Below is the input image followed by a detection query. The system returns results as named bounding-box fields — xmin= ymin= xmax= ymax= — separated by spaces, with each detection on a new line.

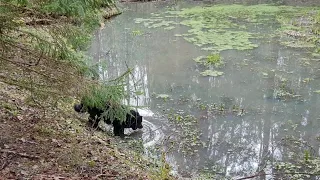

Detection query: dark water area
xmin=89 ymin=0 xmax=320 ymax=179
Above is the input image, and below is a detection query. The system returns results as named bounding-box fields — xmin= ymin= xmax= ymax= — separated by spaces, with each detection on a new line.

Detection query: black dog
xmin=74 ymin=104 xmax=143 ymax=137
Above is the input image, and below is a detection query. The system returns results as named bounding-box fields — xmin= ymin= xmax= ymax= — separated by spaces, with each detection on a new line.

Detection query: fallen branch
xmin=0 ymin=149 xmax=40 ymax=159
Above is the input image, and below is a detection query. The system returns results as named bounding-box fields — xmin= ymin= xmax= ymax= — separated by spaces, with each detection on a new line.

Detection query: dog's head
xmin=129 ymin=110 xmax=143 ymax=130
xmin=74 ymin=104 xmax=85 ymax=113
xmin=136 ymin=114 xmax=143 ymax=129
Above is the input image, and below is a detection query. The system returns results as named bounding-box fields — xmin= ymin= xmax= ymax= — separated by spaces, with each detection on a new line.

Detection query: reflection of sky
xmin=127 ymin=65 xmax=150 ymax=107
xmin=88 ymin=1 xmax=320 ymax=178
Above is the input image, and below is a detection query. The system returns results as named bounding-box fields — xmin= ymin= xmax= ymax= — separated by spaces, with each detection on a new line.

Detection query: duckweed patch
xmin=134 ymin=4 xmax=318 ymax=53
xmin=273 ymin=136 xmax=320 ymax=180
xmin=277 ymin=10 xmax=320 ymax=49
xmin=151 ymin=94 xmax=247 ymax=156
xmin=167 ymin=113 xmax=203 ymax=155
xmin=264 ymin=75 xmax=303 ymax=101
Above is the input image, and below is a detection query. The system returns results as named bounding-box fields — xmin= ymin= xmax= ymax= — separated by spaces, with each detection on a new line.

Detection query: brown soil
xmin=0 ymin=82 xmax=153 ymax=179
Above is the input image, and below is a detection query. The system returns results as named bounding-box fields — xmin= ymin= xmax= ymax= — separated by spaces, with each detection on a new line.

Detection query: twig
xmin=93 ymin=174 xmax=117 ymax=179
xmin=107 ymin=68 xmax=132 ymax=83
xmin=0 ymin=149 xmax=40 ymax=159
xmin=236 ymin=172 xmax=266 ymax=180
xmin=160 ymin=133 xmax=175 ymax=146
xmin=0 ymin=155 xmax=14 ymax=170
xmin=236 ymin=172 xmax=320 ymax=180
xmin=1 ymin=161 xmax=9 ymax=170
xmin=149 ymin=125 xmax=163 ymax=134
xmin=124 ymin=61 xmax=140 ymax=111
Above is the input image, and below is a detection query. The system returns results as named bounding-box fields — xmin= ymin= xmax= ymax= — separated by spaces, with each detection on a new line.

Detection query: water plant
xmin=207 ymin=53 xmax=221 ymax=64
xmin=167 ymin=112 xmax=203 ymax=155
xmin=273 ymin=136 xmax=320 ymax=180
xmin=194 ymin=53 xmax=224 ymax=68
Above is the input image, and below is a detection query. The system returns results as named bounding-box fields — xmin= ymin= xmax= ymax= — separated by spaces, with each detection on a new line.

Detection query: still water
xmin=89 ymin=1 xmax=320 ymax=179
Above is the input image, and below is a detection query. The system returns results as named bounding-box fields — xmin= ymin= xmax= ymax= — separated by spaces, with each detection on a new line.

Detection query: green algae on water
xmin=134 ymin=4 xmax=318 ymax=52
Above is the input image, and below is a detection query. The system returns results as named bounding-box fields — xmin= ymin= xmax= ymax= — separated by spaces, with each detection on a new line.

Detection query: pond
xmin=89 ymin=1 xmax=320 ymax=179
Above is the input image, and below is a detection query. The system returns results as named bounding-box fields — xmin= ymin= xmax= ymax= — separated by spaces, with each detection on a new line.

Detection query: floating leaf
xmin=131 ymin=30 xmax=143 ymax=36
xmin=156 ymin=94 xmax=170 ymax=99
xmin=193 ymin=56 xmax=206 ymax=63
xmin=200 ymin=70 xmax=224 ymax=77
xmin=312 ymin=53 xmax=320 ymax=58
xmin=164 ymin=26 xmax=175 ymax=30
xmin=302 ymin=78 xmax=312 ymax=83
xmin=134 ymin=91 xmax=144 ymax=95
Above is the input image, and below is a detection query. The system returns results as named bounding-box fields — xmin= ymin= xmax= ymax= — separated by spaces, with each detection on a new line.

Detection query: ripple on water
xmin=141 ymin=119 xmax=164 ymax=148
xmin=125 ymin=109 xmax=166 ymax=148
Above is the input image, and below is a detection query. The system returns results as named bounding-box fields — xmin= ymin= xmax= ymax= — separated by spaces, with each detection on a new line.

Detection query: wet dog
xmin=74 ymin=103 xmax=143 ymax=137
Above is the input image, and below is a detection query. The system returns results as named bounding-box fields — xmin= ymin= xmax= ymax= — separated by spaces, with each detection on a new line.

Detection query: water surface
xmin=89 ymin=1 xmax=320 ymax=178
